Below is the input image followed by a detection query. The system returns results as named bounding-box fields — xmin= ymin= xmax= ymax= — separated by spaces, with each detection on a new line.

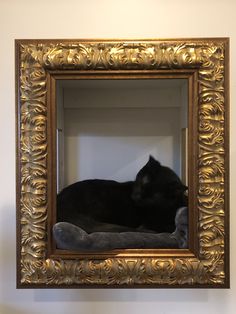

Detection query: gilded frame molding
xmin=16 ymin=38 xmax=229 ymax=288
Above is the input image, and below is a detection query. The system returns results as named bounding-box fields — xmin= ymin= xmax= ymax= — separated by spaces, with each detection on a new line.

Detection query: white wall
xmin=0 ymin=0 xmax=235 ymax=313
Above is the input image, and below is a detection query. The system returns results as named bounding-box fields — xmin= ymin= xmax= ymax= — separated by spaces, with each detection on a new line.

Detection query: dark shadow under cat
xmin=54 ymin=156 xmax=188 ymax=250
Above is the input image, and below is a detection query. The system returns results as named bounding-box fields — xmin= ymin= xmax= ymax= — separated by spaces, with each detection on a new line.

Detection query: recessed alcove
xmin=56 ymin=79 xmax=188 ymax=192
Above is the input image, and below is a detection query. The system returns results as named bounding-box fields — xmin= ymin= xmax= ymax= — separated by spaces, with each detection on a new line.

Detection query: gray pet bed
xmin=53 ymin=207 xmax=188 ymax=251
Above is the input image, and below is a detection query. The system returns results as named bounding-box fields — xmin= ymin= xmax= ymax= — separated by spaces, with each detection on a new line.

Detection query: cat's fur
xmin=57 ymin=156 xmax=187 ymax=234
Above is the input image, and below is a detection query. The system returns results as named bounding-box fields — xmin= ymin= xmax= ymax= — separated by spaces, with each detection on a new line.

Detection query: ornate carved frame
xmin=16 ymin=38 xmax=229 ymax=288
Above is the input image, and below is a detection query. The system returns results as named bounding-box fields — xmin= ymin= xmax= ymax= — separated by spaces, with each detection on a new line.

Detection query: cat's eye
xmin=142 ymin=176 xmax=150 ymax=185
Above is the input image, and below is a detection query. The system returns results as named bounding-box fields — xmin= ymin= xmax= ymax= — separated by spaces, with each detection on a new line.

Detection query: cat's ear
xmin=149 ymin=155 xmax=161 ymax=166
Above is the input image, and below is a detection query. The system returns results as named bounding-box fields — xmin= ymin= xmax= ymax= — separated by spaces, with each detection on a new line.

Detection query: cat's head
xmin=132 ymin=156 xmax=187 ymax=208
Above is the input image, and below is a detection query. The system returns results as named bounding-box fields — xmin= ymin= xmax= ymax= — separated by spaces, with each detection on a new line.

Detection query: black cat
xmin=57 ymin=156 xmax=187 ymax=234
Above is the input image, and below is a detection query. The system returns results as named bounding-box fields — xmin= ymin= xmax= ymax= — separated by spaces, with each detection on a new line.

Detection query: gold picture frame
xmin=16 ymin=38 xmax=229 ymax=288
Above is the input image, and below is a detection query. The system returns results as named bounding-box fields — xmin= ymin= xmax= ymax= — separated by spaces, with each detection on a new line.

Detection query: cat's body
xmin=57 ymin=180 xmax=140 ymax=233
xmin=57 ymin=156 xmax=187 ymax=234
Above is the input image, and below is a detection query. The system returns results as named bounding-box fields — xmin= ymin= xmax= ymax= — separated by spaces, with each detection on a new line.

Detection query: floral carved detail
xmin=16 ymin=39 xmax=228 ymax=287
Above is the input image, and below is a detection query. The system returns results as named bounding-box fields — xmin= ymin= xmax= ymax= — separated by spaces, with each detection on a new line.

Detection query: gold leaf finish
xmin=16 ymin=39 xmax=229 ymax=288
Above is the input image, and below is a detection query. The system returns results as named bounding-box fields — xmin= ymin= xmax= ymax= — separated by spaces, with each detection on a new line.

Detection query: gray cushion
xmin=53 ymin=206 xmax=188 ymax=251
